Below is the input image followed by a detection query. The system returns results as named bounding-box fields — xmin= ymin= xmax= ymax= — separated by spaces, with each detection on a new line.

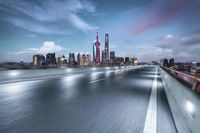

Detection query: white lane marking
xmin=143 ymin=68 xmax=158 ymax=133
xmin=89 ymin=78 xmax=106 ymax=84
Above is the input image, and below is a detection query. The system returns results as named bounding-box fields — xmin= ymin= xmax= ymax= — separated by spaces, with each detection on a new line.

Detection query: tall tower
xmin=105 ymin=33 xmax=109 ymax=65
xmin=95 ymin=32 xmax=100 ymax=65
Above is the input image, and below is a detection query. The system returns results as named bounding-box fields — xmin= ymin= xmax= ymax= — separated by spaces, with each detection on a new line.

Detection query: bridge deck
xmin=0 ymin=66 xmax=176 ymax=133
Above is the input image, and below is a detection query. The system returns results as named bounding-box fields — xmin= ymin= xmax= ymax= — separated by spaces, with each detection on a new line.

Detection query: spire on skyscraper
xmin=96 ymin=31 xmax=99 ymax=42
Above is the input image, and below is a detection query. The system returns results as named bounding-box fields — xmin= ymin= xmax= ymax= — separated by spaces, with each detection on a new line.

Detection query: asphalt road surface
xmin=0 ymin=66 xmax=177 ymax=133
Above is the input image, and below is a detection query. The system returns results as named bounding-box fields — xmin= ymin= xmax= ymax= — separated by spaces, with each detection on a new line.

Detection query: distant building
xmin=191 ymin=62 xmax=197 ymax=72
xmin=57 ymin=55 xmax=67 ymax=67
xmin=101 ymin=33 xmax=110 ymax=66
xmin=163 ymin=59 xmax=168 ymax=67
xmin=46 ymin=53 xmax=56 ymax=65
xmin=160 ymin=59 xmax=164 ymax=66
xmin=116 ymin=57 xmax=124 ymax=66
xmin=105 ymin=33 xmax=109 ymax=65
xmin=77 ymin=53 xmax=81 ymax=65
xmin=130 ymin=57 xmax=138 ymax=65
xmin=110 ymin=51 xmax=115 ymax=66
xmin=102 ymin=50 xmax=106 ymax=65
xmin=92 ymin=43 xmax=96 ymax=63
xmin=33 ymin=54 xmax=45 ymax=66
xmin=125 ymin=57 xmax=130 ymax=64
xmin=80 ymin=54 xmax=91 ymax=66
xmin=68 ymin=53 xmax=76 ymax=67
xmin=150 ymin=60 xmax=157 ymax=65
xmin=169 ymin=58 xmax=175 ymax=67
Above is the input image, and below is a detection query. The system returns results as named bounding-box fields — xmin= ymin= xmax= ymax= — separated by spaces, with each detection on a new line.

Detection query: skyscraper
xmin=163 ymin=59 xmax=168 ymax=67
xmin=95 ymin=32 xmax=100 ymax=65
xmin=80 ymin=54 xmax=91 ymax=66
xmin=105 ymin=33 xmax=109 ymax=65
xmin=110 ymin=51 xmax=115 ymax=66
xmin=102 ymin=50 xmax=106 ymax=65
xmin=169 ymin=58 xmax=175 ymax=67
xmin=77 ymin=53 xmax=80 ymax=65
xmin=125 ymin=57 xmax=130 ymax=64
xmin=68 ymin=53 xmax=76 ymax=67
xmin=33 ymin=54 xmax=45 ymax=66
xmin=57 ymin=55 xmax=67 ymax=67
xmin=46 ymin=53 xmax=56 ymax=65
xmin=93 ymin=42 xmax=96 ymax=63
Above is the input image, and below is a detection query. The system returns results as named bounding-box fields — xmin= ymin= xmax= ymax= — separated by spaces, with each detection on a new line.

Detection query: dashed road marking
xmin=89 ymin=78 xmax=106 ymax=84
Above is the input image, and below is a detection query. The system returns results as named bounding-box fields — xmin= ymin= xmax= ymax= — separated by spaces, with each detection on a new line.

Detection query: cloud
xmin=132 ymin=0 xmax=191 ymax=35
xmin=68 ymin=14 xmax=97 ymax=32
xmin=0 ymin=0 xmax=97 ymax=33
xmin=166 ymin=34 xmax=173 ymax=39
xmin=110 ymin=28 xmax=200 ymax=62
xmin=0 ymin=41 xmax=67 ymax=62
xmin=8 ymin=17 xmax=69 ymax=35
xmin=155 ymin=30 xmax=200 ymax=61
xmin=16 ymin=41 xmax=64 ymax=55
xmin=158 ymin=30 xmax=200 ymax=47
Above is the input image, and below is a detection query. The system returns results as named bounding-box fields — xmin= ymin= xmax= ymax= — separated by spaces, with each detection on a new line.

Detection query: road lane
xmin=0 ymin=66 xmax=176 ymax=133
xmin=143 ymin=68 xmax=158 ymax=133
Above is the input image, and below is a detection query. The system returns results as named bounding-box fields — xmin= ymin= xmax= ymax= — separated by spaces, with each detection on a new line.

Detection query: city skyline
xmin=0 ymin=0 xmax=200 ymax=62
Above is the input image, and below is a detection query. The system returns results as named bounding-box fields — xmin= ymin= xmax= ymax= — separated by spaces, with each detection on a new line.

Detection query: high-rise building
xmin=95 ymin=32 xmax=100 ymax=65
xmin=80 ymin=54 xmax=86 ymax=66
xmin=160 ymin=59 xmax=164 ymax=66
xmin=77 ymin=53 xmax=81 ymax=65
xmin=125 ymin=57 xmax=130 ymax=64
xmin=80 ymin=54 xmax=91 ymax=66
xmin=130 ymin=57 xmax=138 ymax=65
xmin=57 ymin=55 xmax=67 ymax=67
xmin=86 ymin=54 xmax=91 ymax=65
xmin=68 ymin=53 xmax=76 ymax=67
xmin=110 ymin=51 xmax=115 ymax=66
xmin=93 ymin=42 xmax=96 ymax=63
xmin=163 ymin=59 xmax=168 ymax=67
xmin=116 ymin=57 xmax=124 ymax=66
xmin=33 ymin=54 xmax=45 ymax=66
xmin=105 ymin=33 xmax=109 ymax=65
xmin=102 ymin=50 xmax=106 ymax=65
xmin=191 ymin=62 xmax=197 ymax=72
xmin=46 ymin=53 xmax=56 ymax=65
xmin=169 ymin=58 xmax=175 ymax=67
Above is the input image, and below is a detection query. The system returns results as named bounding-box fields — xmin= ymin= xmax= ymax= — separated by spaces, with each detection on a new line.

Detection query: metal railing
xmin=161 ymin=66 xmax=200 ymax=94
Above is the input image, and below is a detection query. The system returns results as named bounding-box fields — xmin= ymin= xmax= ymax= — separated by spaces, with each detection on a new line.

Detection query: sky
xmin=0 ymin=0 xmax=200 ymax=62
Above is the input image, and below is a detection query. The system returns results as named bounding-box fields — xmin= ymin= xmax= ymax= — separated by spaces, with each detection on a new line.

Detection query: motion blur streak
xmin=0 ymin=66 xmax=176 ymax=133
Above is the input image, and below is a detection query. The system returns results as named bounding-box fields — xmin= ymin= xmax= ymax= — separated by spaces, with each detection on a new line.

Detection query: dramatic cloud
xmin=68 ymin=14 xmax=97 ymax=32
xmin=132 ymin=0 xmax=191 ymax=35
xmin=7 ymin=18 xmax=68 ymax=35
xmin=0 ymin=0 xmax=97 ymax=33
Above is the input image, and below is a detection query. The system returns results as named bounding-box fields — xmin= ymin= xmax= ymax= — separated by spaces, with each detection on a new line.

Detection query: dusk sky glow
xmin=0 ymin=0 xmax=200 ymax=62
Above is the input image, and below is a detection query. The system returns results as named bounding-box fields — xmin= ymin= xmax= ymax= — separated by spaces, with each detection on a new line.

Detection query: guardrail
xmin=161 ymin=66 xmax=200 ymax=94
xmin=160 ymin=66 xmax=200 ymax=133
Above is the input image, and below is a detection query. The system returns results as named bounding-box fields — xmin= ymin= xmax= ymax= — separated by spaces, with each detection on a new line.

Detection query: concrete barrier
xmin=160 ymin=67 xmax=200 ymax=133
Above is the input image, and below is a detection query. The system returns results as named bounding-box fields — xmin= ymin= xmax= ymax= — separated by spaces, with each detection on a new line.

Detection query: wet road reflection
xmin=0 ymin=66 xmax=176 ymax=133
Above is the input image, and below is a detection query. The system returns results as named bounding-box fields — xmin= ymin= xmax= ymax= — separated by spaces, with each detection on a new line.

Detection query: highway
xmin=0 ymin=66 xmax=177 ymax=133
